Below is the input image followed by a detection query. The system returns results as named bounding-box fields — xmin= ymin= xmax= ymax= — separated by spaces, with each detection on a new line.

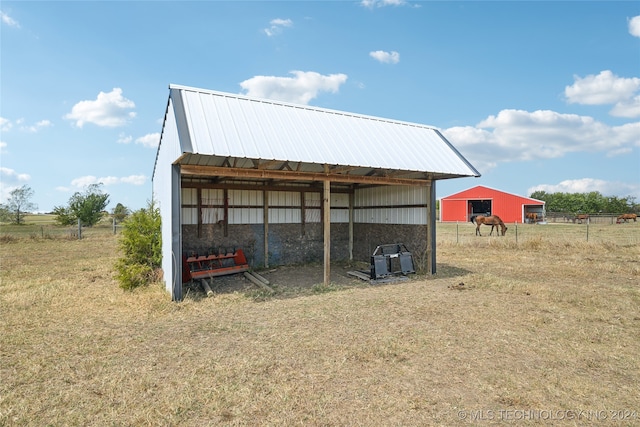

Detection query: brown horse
xmin=574 ymin=214 xmax=589 ymax=224
xmin=473 ymin=215 xmax=507 ymax=236
xmin=525 ymin=212 xmax=538 ymax=224
xmin=617 ymin=213 xmax=637 ymax=223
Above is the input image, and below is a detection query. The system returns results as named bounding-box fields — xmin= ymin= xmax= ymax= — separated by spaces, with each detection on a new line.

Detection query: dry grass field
xmin=1 ymin=222 xmax=639 ymax=426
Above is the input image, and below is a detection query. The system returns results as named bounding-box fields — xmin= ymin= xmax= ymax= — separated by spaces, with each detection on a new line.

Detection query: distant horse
xmin=526 ymin=212 xmax=538 ymax=224
xmin=617 ymin=213 xmax=637 ymax=223
xmin=574 ymin=214 xmax=589 ymax=224
xmin=473 ymin=215 xmax=507 ymax=236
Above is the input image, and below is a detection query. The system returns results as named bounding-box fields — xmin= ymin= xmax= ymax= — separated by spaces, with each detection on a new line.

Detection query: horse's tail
xmin=470 ymin=215 xmax=477 ymax=224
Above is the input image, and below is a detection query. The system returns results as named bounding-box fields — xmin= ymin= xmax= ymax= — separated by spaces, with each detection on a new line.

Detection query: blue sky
xmin=1 ymin=1 xmax=639 ymax=213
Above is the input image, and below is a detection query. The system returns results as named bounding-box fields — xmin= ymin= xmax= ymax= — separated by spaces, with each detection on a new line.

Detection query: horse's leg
xmin=476 ymin=223 xmax=481 ymax=236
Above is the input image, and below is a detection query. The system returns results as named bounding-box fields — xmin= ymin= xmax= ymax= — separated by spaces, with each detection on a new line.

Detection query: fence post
xmin=113 ymin=217 xmax=117 ymax=235
xmin=586 ymin=221 xmax=589 ymax=242
xmin=77 ymin=218 xmax=82 ymax=240
xmin=456 ymin=221 xmax=459 ymax=244
xmin=515 ymin=222 xmax=518 ymax=244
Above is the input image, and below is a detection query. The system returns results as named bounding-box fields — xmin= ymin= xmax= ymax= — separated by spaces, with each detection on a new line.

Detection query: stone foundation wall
xmin=352 ymin=224 xmax=428 ymax=269
xmin=183 ymin=223 xmax=428 ymax=269
xmin=183 ymin=223 xmax=351 ymax=268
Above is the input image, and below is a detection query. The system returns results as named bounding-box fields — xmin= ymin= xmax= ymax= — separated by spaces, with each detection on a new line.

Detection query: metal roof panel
xmin=168 ymin=84 xmax=480 ymax=177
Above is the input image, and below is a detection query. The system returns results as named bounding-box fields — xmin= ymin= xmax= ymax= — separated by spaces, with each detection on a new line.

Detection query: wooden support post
xmin=300 ymin=191 xmax=306 ymax=236
xmin=223 ymin=188 xmax=229 ymax=237
xmin=264 ymin=189 xmax=269 ymax=268
xmin=323 ymin=179 xmax=331 ymax=286
xmin=348 ymin=190 xmax=354 ymax=261
xmin=426 ymin=181 xmax=436 ymax=274
xmin=197 ymin=187 xmax=202 ymax=238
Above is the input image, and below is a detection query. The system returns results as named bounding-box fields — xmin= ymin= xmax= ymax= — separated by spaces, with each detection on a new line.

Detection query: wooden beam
xmin=223 ymin=188 xmax=228 ymax=237
xmin=280 ymin=161 xmax=293 ymax=171
xmin=348 ymin=191 xmax=354 ymax=261
xmin=257 ymin=160 xmax=281 ymax=170
xmin=426 ymin=180 xmax=436 ymax=274
xmin=180 ymin=164 xmax=429 ymax=187
xmin=323 ymin=180 xmax=331 ymax=286
xmin=181 ymin=181 xmax=353 ymax=194
xmin=197 ymin=187 xmax=202 ymax=238
xmin=330 ymin=165 xmax=360 ymax=174
xmin=300 ymin=191 xmax=306 ymax=236
xmin=264 ymin=188 xmax=269 ymax=268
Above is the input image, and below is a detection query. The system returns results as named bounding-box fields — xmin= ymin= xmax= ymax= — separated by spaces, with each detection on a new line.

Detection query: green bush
xmin=115 ymin=202 xmax=161 ymax=290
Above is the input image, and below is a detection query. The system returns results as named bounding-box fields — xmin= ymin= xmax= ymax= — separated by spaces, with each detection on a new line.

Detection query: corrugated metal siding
xmin=305 ymin=192 xmax=321 ymax=223
xmin=171 ymin=85 xmax=479 ymax=177
xmin=181 ymin=187 xmax=197 ymax=225
xmin=354 ymin=186 xmax=427 ymax=225
xmin=179 ymin=188 xmax=360 ymax=225
xmin=228 ymin=189 xmax=263 ymax=224
xmin=268 ymin=191 xmax=301 ymax=224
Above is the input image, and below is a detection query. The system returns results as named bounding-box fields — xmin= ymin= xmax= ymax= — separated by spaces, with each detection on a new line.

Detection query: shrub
xmin=115 ymin=202 xmax=161 ymax=290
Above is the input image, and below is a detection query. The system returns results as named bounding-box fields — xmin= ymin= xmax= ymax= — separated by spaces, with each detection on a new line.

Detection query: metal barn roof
xmin=441 ymin=185 xmax=544 ymax=204
xmin=155 ymin=84 xmax=480 ymax=181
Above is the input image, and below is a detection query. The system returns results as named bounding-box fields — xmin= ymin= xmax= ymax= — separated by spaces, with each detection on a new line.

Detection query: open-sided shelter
xmin=439 ymin=185 xmax=545 ymax=223
xmin=153 ymin=84 xmax=480 ymax=300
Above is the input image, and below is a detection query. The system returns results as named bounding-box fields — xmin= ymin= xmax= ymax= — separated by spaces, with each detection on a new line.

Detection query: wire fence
xmin=0 ymin=222 xmax=122 ymax=240
xmin=543 ymin=213 xmax=633 ymax=225
xmin=3 ymin=218 xmax=639 ymax=247
xmin=437 ymin=221 xmax=640 ymax=246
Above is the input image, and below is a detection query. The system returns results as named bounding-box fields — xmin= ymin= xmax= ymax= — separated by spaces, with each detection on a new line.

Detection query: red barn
xmin=440 ymin=185 xmax=545 ymax=224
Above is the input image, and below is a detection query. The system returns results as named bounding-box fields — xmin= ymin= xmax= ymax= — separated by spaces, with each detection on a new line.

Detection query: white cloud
xmin=565 ymin=70 xmax=640 ymax=117
xmin=1 ymin=167 xmax=30 ymax=182
xmin=0 ymin=167 xmax=31 ymax=203
xmin=135 ymin=132 xmax=160 ymax=148
xmin=264 ymin=18 xmax=293 ymax=37
xmin=239 ymin=70 xmax=348 ymax=105
xmin=0 ymin=11 xmax=20 ymax=28
xmin=0 ymin=141 xmax=6 ymax=154
xmin=369 ymin=50 xmax=400 ymax=64
xmin=528 ymin=178 xmax=640 ymax=200
xmin=64 ymin=88 xmax=136 ymax=128
xmin=361 ymin=0 xmax=406 ymax=8
xmin=609 ymin=94 xmax=640 ymax=118
xmin=21 ymin=119 xmax=52 ymax=133
xmin=70 ymin=174 xmax=147 ymax=189
xmin=0 ymin=117 xmax=52 ymax=132
xmin=120 ymin=175 xmax=146 ymax=185
xmin=117 ymin=133 xmax=133 ymax=144
xmin=0 ymin=117 xmax=13 ymax=132
xmin=442 ymin=109 xmax=640 ymax=172
xmin=629 ymin=15 xmax=640 ymax=37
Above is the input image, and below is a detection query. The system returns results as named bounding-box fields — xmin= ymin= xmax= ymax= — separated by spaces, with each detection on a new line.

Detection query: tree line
xmin=0 ymin=184 xmax=130 ymax=225
xmin=529 ymin=191 xmax=639 ymax=214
